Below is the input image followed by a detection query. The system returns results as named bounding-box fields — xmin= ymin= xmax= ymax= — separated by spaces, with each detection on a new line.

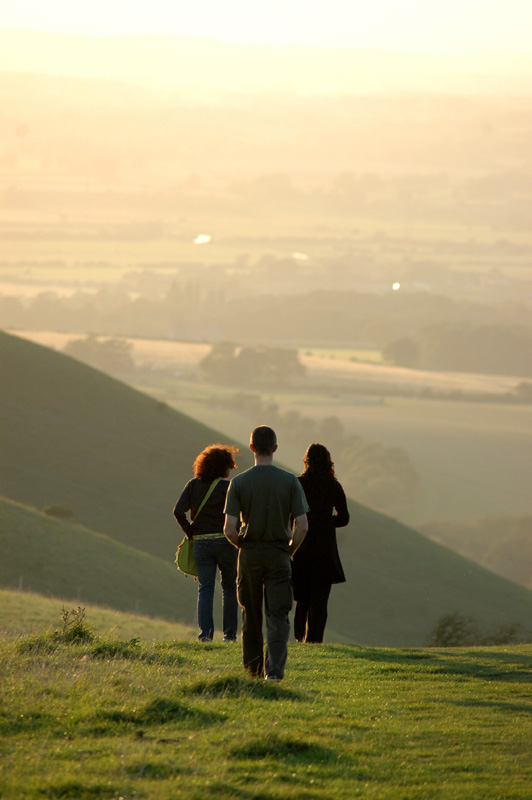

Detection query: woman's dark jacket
xmin=173 ymin=478 xmax=229 ymax=538
xmin=291 ymin=474 xmax=350 ymax=595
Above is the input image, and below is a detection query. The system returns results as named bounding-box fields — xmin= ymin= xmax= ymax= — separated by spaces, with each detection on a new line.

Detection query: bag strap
xmin=193 ymin=477 xmax=222 ymax=521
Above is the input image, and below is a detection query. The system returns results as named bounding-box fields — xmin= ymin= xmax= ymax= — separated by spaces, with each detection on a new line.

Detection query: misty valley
xmin=2 ymin=57 xmax=532 ymax=641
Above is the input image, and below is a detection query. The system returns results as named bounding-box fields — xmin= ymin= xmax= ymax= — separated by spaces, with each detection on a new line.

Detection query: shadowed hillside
xmin=0 ymin=497 xmax=197 ymax=626
xmin=330 ymin=502 xmax=532 ymax=646
xmin=0 ymin=329 xmax=254 ymax=560
xmin=3 ymin=329 xmax=532 ymax=646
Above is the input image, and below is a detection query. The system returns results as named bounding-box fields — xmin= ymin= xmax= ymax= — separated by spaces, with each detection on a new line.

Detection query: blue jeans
xmin=193 ymin=537 xmax=238 ymax=641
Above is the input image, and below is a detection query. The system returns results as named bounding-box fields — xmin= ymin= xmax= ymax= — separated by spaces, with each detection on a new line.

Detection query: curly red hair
xmin=193 ymin=444 xmax=239 ymax=482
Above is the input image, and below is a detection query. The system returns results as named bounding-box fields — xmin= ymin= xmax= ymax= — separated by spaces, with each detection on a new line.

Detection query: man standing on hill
xmin=224 ymin=426 xmax=309 ymax=681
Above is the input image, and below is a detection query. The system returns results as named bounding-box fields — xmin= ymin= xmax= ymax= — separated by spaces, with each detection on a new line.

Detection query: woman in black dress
xmin=292 ymin=443 xmax=349 ymax=643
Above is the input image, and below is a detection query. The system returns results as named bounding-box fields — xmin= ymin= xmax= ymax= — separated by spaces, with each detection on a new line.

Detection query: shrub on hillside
xmin=43 ymin=504 xmax=74 ymax=520
xmin=429 ymin=612 xmax=478 ymax=647
xmin=428 ymin=612 xmax=531 ymax=647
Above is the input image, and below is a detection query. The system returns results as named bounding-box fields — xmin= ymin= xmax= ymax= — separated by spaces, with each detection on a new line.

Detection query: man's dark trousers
xmin=237 ymin=542 xmax=293 ymax=679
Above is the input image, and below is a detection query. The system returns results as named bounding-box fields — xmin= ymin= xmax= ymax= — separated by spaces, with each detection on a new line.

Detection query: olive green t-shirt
xmin=224 ymin=464 xmax=309 ymax=544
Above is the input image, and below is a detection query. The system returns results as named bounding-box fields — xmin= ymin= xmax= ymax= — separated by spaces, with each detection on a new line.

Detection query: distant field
xmin=12 ymin=330 xmax=532 ymax=525
xmin=13 ymin=330 xmax=525 ymax=394
xmin=301 ymin=346 xmax=384 ymax=364
xmin=299 ymin=353 xmax=523 ymax=395
xmin=13 ymin=330 xmax=211 ymax=371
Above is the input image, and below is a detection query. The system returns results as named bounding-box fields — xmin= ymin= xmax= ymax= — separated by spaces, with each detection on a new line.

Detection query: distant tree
xmin=340 ymin=441 xmax=421 ymax=518
xmin=515 ymin=382 xmax=532 ymax=402
xmin=428 ymin=612 xmax=478 ymax=647
xmin=43 ymin=504 xmax=74 ymax=521
xmin=199 ymin=342 xmax=237 ymax=383
xmin=63 ymin=335 xmax=135 ymax=373
xmin=428 ymin=612 xmax=530 ymax=646
xmin=200 ymin=344 xmax=305 ymax=386
xmin=383 ymin=337 xmax=420 ymax=368
xmin=317 ymin=416 xmax=344 ymax=449
xmin=205 ymin=385 xmax=421 ymax=517
xmin=408 ymin=323 xmax=532 ymax=377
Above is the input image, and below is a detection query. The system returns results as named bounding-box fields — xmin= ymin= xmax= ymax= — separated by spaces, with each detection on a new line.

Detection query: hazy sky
xmin=2 ymin=0 xmax=532 ymax=53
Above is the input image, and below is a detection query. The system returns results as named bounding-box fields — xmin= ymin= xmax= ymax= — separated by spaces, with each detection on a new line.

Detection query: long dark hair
xmin=193 ymin=444 xmax=238 ymax=482
xmin=301 ymin=443 xmax=336 ymax=483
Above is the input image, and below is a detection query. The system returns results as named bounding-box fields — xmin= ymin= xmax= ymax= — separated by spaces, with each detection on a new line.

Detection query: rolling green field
xmin=0 ymin=497 xmax=199 ymax=629
xmin=1 ymin=603 xmax=532 ymax=800
xmin=4 ymin=330 xmax=532 ymax=647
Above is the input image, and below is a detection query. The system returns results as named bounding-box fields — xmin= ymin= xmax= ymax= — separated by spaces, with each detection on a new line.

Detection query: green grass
xmin=1 ymin=612 xmax=532 ymax=799
xmin=0 ymin=588 xmax=195 ymax=642
xmin=0 ymin=329 xmax=254 ymax=563
xmin=0 ymin=496 xmax=200 ymax=628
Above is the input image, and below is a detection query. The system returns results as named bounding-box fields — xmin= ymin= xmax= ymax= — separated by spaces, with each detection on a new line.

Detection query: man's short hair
xmin=251 ymin=425 xmax=277 ymax=455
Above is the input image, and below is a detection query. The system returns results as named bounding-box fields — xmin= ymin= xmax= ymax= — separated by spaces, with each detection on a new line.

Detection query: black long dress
xmin=291 ymin=474 xmax=350 ymax=642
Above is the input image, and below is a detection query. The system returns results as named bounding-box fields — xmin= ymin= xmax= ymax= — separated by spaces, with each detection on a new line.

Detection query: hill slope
xmin=0 ymin=497 xmax=198 ymax=626
xmin=3 ymin=329 xmax=532 ymax=646
xmin=0 ymin=329 xmax=254 ymax=560
xmin=0 ymin=587 xmax=195 ymax=640
xmin=330 ymin=502 xmax=532 ymax=646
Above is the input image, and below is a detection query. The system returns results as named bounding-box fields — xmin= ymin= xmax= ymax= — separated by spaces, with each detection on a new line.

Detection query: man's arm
xmin=290 ymin=514 xmax=308 ymax=556
xmin=224 ymin=514 xmax=240 ymax=548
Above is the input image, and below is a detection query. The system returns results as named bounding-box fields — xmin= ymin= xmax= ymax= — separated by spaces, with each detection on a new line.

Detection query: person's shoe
xmin=265 ymin=676 xmax=282 ymax=683
xmin=223 ymin=636 xmax=237 ymax=642
xmin=198 ymin=637 xmax=212 ymax=642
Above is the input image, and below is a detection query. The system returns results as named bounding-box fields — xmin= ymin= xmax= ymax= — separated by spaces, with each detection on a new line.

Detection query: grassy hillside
xmin=0 ymin=496 xmax=201 ymax=628
xmin=2 ymin=613 xmax=532 ymax=800
xmin=0 ymin=587 xmax=195 ymax=640
xmin=3 ymin=329 xmax=532 ymax=646
xmin=0 ymin=329 xmax=254 ymax=560
xmin=329 ymin=501 xmax=532 ymax=646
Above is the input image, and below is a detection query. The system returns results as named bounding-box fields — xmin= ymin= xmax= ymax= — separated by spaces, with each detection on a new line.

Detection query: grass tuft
xmin=139 ymin=697 xmax=198 ymax=724
xmin=230 ymin=734 xmax=337 ymax=764
xmin=35 ymin=781 xmax=117 ymax=799
xmin=91 ymin=637 xmax=141 ymax=660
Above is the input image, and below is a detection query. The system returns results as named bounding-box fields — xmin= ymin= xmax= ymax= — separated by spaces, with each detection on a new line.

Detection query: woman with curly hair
xmin=292 ymin=443 xmax=350 ymax=643
xmin=173 ymin=444 xmax=239 ymax=642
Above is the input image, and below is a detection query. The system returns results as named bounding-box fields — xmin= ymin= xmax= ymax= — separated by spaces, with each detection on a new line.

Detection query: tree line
xmin=384 ymin=322 xmax=532 ymax=378
xmin=208 ymin=391 xmax=421 ymax=519
xmin=2 ymin=282 xmax=531 ymax=374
